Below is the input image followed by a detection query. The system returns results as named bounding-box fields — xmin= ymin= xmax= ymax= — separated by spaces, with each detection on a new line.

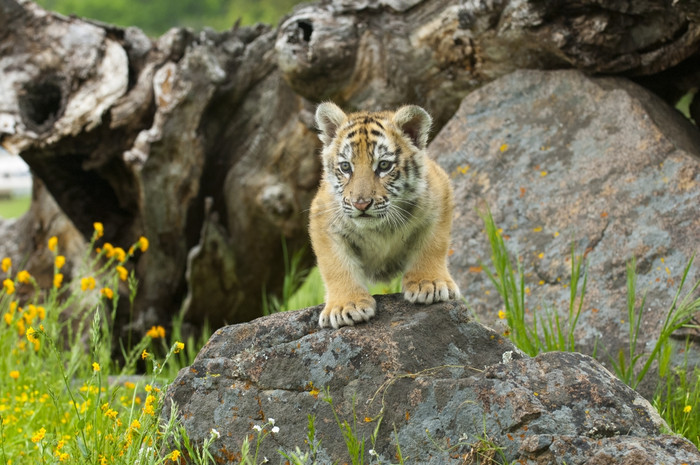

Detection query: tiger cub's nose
xmin=352 ymin=199 xmax=373 ymax=211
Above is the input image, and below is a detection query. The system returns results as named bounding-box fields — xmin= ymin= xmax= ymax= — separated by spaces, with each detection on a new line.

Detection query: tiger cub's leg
xmin=402 ymin=210 xmax=460 ymax=305
xmin=317 ymin=257 xmax=376 ymax=329
xmin=403 ymin=246 xmax=460 ymax=305
xmin=311 ymin=226 xmax=375 ymax=329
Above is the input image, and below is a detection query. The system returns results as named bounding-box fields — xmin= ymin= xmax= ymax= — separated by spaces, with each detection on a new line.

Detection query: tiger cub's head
xmin=315 ymin=102 xmax=432 ymax=227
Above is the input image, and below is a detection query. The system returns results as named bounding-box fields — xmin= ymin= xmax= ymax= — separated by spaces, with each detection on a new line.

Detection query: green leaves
xmin=35 ymin=0 xmax=307 ymax=36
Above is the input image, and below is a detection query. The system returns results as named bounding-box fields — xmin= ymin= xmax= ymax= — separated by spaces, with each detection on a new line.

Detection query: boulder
xmin=433 ymin=70 xmax=700 ymax=388
xmin=164 ymin=295 xmax=699 ymax=464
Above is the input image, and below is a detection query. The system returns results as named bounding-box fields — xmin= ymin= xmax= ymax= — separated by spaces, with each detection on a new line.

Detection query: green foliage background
xmin=35 ymin=0 xmax=307 ymax=36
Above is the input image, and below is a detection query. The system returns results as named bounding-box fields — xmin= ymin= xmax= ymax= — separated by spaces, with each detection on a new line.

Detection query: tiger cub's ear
xmin=315 ymin=102 xmax=347 ymax=146
xmin=393 ymin=105 xmax=432 ymax=150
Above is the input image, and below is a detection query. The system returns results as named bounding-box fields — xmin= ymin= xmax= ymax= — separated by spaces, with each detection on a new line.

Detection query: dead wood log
xmin=1 ymin=0 xmax=699 ymax=333
xmin=277 ymin=0 xmax=700 ymax=123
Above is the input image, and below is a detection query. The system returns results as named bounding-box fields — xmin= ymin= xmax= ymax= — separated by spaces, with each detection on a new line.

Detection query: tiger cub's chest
xmin=333 ymin=218 xmax=431 ymax=283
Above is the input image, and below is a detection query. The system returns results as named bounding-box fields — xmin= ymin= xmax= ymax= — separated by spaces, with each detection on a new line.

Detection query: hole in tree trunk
xmin=297 ymin=20 xmax=313 ymax=42
xmin=19 ymin=76 xmax=64 ymax=132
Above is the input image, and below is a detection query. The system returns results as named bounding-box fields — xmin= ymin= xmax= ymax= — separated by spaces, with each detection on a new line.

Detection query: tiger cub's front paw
xmin=403 ymin=277 xmax=461 ymax=305
xmin=318 ymin=296 xmax=376 ymax=329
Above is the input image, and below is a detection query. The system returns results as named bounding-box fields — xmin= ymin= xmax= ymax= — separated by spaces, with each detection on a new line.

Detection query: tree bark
xmin=0 ymin=0 xmax=698 ymax=332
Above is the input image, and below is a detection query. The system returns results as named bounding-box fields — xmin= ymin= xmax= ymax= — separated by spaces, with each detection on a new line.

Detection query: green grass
xmin=0 ymin=225 xmax=214 ymax=464
xmin=0 ymin=196 xmax=30 ymax=219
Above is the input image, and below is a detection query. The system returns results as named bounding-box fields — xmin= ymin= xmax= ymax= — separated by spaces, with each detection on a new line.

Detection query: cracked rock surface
xmin=435 ymin=70 xmax=700 ymax=394
xmin=163 ymin=295 xmax=699 ymax=463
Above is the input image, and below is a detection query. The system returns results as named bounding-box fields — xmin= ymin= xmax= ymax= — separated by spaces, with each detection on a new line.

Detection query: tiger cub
xmin=310 ymin=102 xmax=460 ymax=329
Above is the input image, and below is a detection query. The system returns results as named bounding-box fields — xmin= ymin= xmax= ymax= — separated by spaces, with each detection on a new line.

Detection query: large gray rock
xmin=164 ymin=295 xmax=699 ymax=464
xmin=433 ymin=70 xmax=700 ymax=387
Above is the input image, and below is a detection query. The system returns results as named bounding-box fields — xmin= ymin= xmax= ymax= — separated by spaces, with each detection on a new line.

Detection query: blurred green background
xmin=35 ymin=0 xmax=307 ymax=36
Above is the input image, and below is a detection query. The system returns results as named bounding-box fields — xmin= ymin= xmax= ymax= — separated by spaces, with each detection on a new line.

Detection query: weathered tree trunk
xmin=0 ymin=0 xmax=698 ymax=332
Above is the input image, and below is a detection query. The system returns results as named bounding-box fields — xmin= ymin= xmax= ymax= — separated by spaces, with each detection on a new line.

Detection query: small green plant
xmin=262 ymin=239 xmax=310 ymax=315
xmin=263 ymin=239 xmax=403 ymax=315
xmin=654 ymin=362 xmax=700 ymax=447
xmin=322 ymin=388 xmax=368 ymax=465
xmin=479 ymin=208 xmax=588 ymax=356
xmin=279 ymin=414 xmax=321 ymax=465
xmin=610 ymin=255 xmax=700 ymax=390
xmin=239 ymin=418 xmax=281 ymax=464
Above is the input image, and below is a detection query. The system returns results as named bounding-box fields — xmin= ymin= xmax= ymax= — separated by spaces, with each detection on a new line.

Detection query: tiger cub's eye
xmin=339 ymin=161 xmax=352 ymax=173
xmin=377 ymin=160 xmax=393 ymax=172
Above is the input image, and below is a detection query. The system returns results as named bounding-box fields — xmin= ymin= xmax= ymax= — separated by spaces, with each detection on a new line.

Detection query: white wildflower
xmin=271 ymin=426 xmax=280 ymax=434
xmin=268 ymin=418 xmax=275 ymax=425
xmin=253 ymin=424 xmax=262 ymax=432
xmin=210 ymin=428 xmax=221 ymax=439
xmin=501 ymin=350 xmax=513 ymax=364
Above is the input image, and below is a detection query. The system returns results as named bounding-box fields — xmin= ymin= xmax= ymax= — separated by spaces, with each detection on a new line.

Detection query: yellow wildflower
xmin=174 ymin=341 xmax=185 ymax=354
xmin=1 ymin=257 xmax=10 ymax=273
xmin=104 ymin=408 xmax=118 ymax=420
xmin=141 ymin=349 xmax=149 ymax=360
xmin=54 ymin=273 xmax=63 ymax=289
xmin=16 ymin=270 xmax=31 ymax=284
xmin=9 ymin=370 xmax=19 ymax=380
xmin=99 ymin=455 xmax=108 ymax=465
xmin=169 ymin=450 xmax=181 ymax=462
xmin=55 ymin=255 xmax=66 ymax=269
xmin=144 ymin=394 xmax=157 ymax=415
xmin=48 ymin=236 xmax=58 ymax=252
xmin=92 ymin=362 xmax=101 ymax=372
xmin=146 ymin=325 xmax=166 ymax=339
xmin=31 ymin=427 xmax=46 ymax=443
xmin=57 ymin=452 xmax=70 ymax=462
xmin=81 ymin=277 xmax=96 ymax=291
xmin=37 ymin=306 xmax=46 ymax=320
xmin=116 ymin=266 xmax=128 ymax=281
xmin=124 ymin=381 xmax=135 ymax=389
xmin=139 ymin=236 xmax=149 ymax=252
xmin=684 ymin=405 xmax=692 ymax=414
xmin=102 ymin=243 xmax=114 ymax=258
xmin=93 ymin=222 xmax=104 ymax=239
xmin=3 ymin=313 xmax=12 ymax=326
xmin=24 ymin=304 xmax=37 ymax=323
xmin=498 ymin=310 xmax=506 ymax=320
xmin=26 ymin=327 xmax=38 ymax=343
xmin=3 ymin=279 xmax=15 ymax=295
xmin=113 ymin=247 xmax=126 ymax=263
xmin=100 ymin=287 xmax=114 ymax=299
xmin=130 ymin=419 xmax=141 ymax=429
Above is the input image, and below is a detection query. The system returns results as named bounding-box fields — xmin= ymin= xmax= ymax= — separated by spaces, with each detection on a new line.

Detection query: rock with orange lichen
xmin=163 ymin=295 xmax=700 ymax=464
